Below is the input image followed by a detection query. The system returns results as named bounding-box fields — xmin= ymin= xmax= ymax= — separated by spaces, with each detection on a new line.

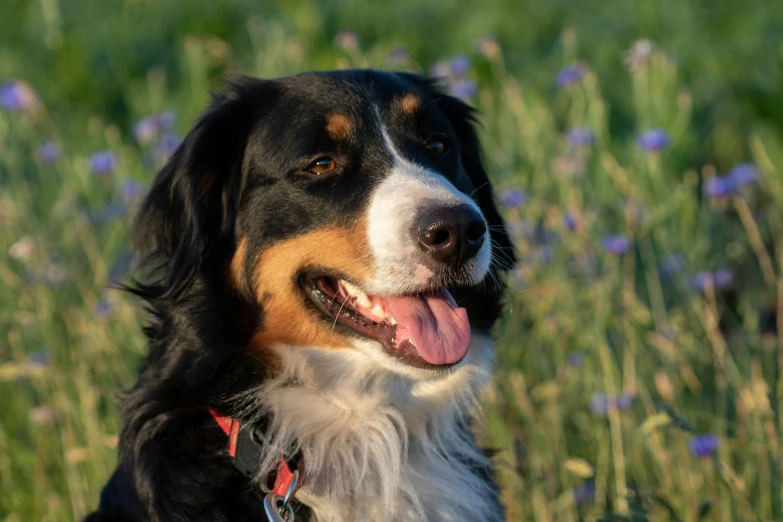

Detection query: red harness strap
xmin=208 ymin=408 xmax=303 ymax=498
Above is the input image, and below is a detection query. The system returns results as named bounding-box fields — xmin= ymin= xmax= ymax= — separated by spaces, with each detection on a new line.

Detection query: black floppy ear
xmin=132 ymin=77 xmax=271 ymax=298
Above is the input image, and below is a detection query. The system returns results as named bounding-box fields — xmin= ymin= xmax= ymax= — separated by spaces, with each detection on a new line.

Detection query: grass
xmin=3 ymin=2 xmax=783 ymax=521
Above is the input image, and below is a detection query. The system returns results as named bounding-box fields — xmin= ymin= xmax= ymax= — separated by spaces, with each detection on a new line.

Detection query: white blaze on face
xmin=364 ymin=124 xmax=491 ymax=295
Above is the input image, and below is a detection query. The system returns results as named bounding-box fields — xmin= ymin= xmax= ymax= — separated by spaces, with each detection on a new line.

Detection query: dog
xmin=86 ymin=69 xmax=515 ymax=522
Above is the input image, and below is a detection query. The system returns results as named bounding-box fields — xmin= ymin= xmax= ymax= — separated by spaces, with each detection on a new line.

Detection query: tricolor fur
xmin=87 ymin=70 xmax=515 ymax=522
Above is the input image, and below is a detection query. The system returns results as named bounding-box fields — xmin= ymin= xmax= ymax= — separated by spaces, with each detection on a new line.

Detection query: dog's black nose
xmin=416 ymin=204 xmax=486 ymax=267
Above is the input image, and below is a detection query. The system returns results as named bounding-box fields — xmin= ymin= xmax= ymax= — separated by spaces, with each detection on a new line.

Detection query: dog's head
xmin=134 ymin=70 xmax=514 ymax=380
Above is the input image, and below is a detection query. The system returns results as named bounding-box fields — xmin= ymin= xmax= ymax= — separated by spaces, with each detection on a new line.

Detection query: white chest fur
xmin=236 ymin=334 xmax=503 ymax=522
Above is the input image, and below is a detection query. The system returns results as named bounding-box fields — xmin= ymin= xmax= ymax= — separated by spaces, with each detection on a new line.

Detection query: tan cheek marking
xmin=230 ymin=236 xmax=249 ymax=290
xmin=325 ymin=113 xmax=353 ymax=140
xmin=251 ymin=218 xmax=372 ymax=349
xmin=399 ymin=93 xmax=422 ymax=114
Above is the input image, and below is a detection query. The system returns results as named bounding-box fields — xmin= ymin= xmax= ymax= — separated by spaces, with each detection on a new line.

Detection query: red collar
xmin=208 ymin=408 xmax=303 ymax=498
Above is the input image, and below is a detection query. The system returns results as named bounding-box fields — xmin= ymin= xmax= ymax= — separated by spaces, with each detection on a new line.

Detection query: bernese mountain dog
xmin=86 ymin=69 xmax=515 ymax=522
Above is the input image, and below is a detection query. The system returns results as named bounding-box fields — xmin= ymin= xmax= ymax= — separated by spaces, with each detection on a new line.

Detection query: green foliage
xmin=2 ymin=1 xmax=783 ymax=521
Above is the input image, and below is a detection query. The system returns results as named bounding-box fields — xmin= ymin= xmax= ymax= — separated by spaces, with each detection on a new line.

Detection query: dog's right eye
xmin=307 ymin=157 xmax=339 ymax=175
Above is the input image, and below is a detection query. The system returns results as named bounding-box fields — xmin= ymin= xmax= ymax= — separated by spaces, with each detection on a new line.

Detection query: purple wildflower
xmin=27 ymin=349 xmax=51 ymax=368
xmin=601 ymin=234 xmax=631 ymax=255
xmin=591 ymin=393 xmax=634 ymax=415
xmin=37 ymin=142 xmax=61 ymax=163
xmin=690 ymin=269 xmax=733 ymax=292
xmin=429 ymin=60 xmax=451 ymax=80
xmin=712 ymin=267 xmax=734 ymax=288
xmin=134 ymin=111 xmax=177 ymax=144
xmin=704 ymin=176 xmax=737 ymax=198
xmin=689 ymin=434 xmax=719 ymax=458
xmin=567 ymin=351 xmax=585 ymax=368
xmin=566 ymin=127 xmax=594 ymax=147
xmin=590 ymin=394 xmax=611 ymax=415
xmin=563 ymin=212 xmax=579 ymax=232
xmin=120 ymin=180 xmax=144 ymax=203
xmin=95 ymin=299 xmax=114 ymax=319
xmin=334 ymin=31 xmax=359 ymax=52
xmin=573 ymin=483 xmax=596 ymax=504
xmin=449 ymin=55 xmax=472 ymax=77
xmin=637 ymin=129 xmax=670 ymax=152
xmin=660 ymin=253 xmax=687 ymax=278
xmin=615 ymin=394 xmax=635 ymax=410
xmin=556 ymin=65 xmax=585 ymax=88
xmin=728 ymin=163 xmax=759 ymax=187
xmin=500 ymin=188 xmax=527 ymax=208
xmin=89 ymin=151 xmax=118 ymax=176
xmin=387 ymin=46 xmax=410 ymax=65
xmin=449 ymin=79 xmax=477 ymax=101
xmin=0 ymin=80 xmax=39 ymax=111
xmin=538 ymin=245 xmax=554 ymax=264
xmin=158 ymin=134 xmax=181 ymax=157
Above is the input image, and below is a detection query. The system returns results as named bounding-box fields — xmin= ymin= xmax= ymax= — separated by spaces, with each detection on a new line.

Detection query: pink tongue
xmin=377 ymin=289 xmax=471 ymax=365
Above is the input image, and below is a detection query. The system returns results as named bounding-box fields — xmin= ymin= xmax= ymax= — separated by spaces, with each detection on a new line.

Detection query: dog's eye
xmin=307 ymin=157 xmax=338 ymax=175
xmin=425 ymin=135 xmax=450 ymax=155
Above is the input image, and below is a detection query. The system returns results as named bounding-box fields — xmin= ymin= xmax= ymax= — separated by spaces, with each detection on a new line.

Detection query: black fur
xmin=87 ymin=70 xmax=515 ymax=521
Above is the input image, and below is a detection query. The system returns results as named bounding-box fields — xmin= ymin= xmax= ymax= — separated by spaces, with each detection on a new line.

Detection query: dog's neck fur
xmin=233 ymin=334 xmax=504 ymax=522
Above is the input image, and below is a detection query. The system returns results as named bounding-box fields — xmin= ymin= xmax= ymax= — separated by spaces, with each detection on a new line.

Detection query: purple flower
xmin=538 ymin=245 xmax=554 ymax=264
xmin=713 ymin=267 xmax=734 ymax=288
xmin=615 ymin=394 xmax=635 ymax=410
xmin=728 ymin=163 xmax=759 ymax=187
xmin=704 ymin=175 xmax=737 ymax=198
xmin=568 ymin=351 xmax=585 ymax=368
xmin=89 ymin=151 xmax=117 ymax=176
xmin=158 ymin=134 xmax=181 ymax=157
xmin=660 ymin=253 xmax=687 ymax=278
xmin=27 ymin=349 xmax=51 ymax=368
xmin=120 ymin=180 xmax=144 ymax=202
xmin=637 ymin=129 xmax=670 ymax=152
xmin=450 ymin=55 xmax=472 ymax=77
xmin=36 ymin=142 xmax=61 ymax=163
xmin=449 ymin=79 xmax=477 ymax=101
xmin=500 ymin=188 xmax=527 ymax=208
xmin=566 ymin=127 xmax=594 ymax=147
xmin=335 ymin=31 xmax=359 ymax=52
xmin=591 ymin=393 xmax=634 ymax=415
xmin=134 ymin=111 xmax=176 ymax=144
xmin=690 ymin=269 xmax=733 ymax=292
xmin=429 ymin=60 xmax=451 ymax=80
xmin=601 ymin=234 xmax=631 ymax=255
xmin=689 ymin=434 xmax=719 ymax=458
xmin=573 ymin=483 xmax=596 ymax=504
xmin=387 ymin=46 xmax=410 ymax=65
xmin=563 ymin=212 xmax=579 ymax=232
xmin=95 ymin=299 xmax=114 ymax=319
xmin=591 ymin=394 xmax=611 ymax=415
xmin=556 ymin=65 xmax=585 ymax=88
xmin=0 ymin=80 xmax=39 ymax=111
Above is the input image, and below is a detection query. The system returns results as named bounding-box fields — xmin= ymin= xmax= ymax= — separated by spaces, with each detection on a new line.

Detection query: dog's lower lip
xmin=299 ymin=274 xmax=459 ymax=371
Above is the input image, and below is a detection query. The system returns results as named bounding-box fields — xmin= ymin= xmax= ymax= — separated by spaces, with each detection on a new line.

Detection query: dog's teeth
xmin=356 ymin=292 xmax=372 ymax=309
xmin=340 ymin=280 xmax=363 ymax=297
xmin=369 ymin=303 xmax=387 ymax=320
xmin=388 ymin=315 xmax=397 ymax=326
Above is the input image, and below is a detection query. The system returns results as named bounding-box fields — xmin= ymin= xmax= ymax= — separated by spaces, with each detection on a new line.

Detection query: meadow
xmin=2 ymin=1 xmax=783 ymax=520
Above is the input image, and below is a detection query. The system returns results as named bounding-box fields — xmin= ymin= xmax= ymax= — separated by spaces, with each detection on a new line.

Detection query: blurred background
xmin=2 ymin=1 xmax=783 ymax=520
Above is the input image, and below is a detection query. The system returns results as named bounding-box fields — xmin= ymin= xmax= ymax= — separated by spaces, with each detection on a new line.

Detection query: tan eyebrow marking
xmin=399 ymin=93 xmax=422 ymax=114
xmin=325 ymin=113 xmax=353 ymax=140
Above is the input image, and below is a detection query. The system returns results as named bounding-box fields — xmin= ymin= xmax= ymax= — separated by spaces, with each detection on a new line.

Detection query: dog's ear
xmin=132 ymin=77 xmax=273 ymax=298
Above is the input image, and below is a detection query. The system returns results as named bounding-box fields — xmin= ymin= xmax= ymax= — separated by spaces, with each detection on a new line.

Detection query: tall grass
xmin=2 ymin=8 xmax=783 ymax=522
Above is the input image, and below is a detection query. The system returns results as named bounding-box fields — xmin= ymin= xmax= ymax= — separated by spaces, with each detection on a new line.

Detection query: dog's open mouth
xmin=300 ymin=274 xmax=471 ymax=369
